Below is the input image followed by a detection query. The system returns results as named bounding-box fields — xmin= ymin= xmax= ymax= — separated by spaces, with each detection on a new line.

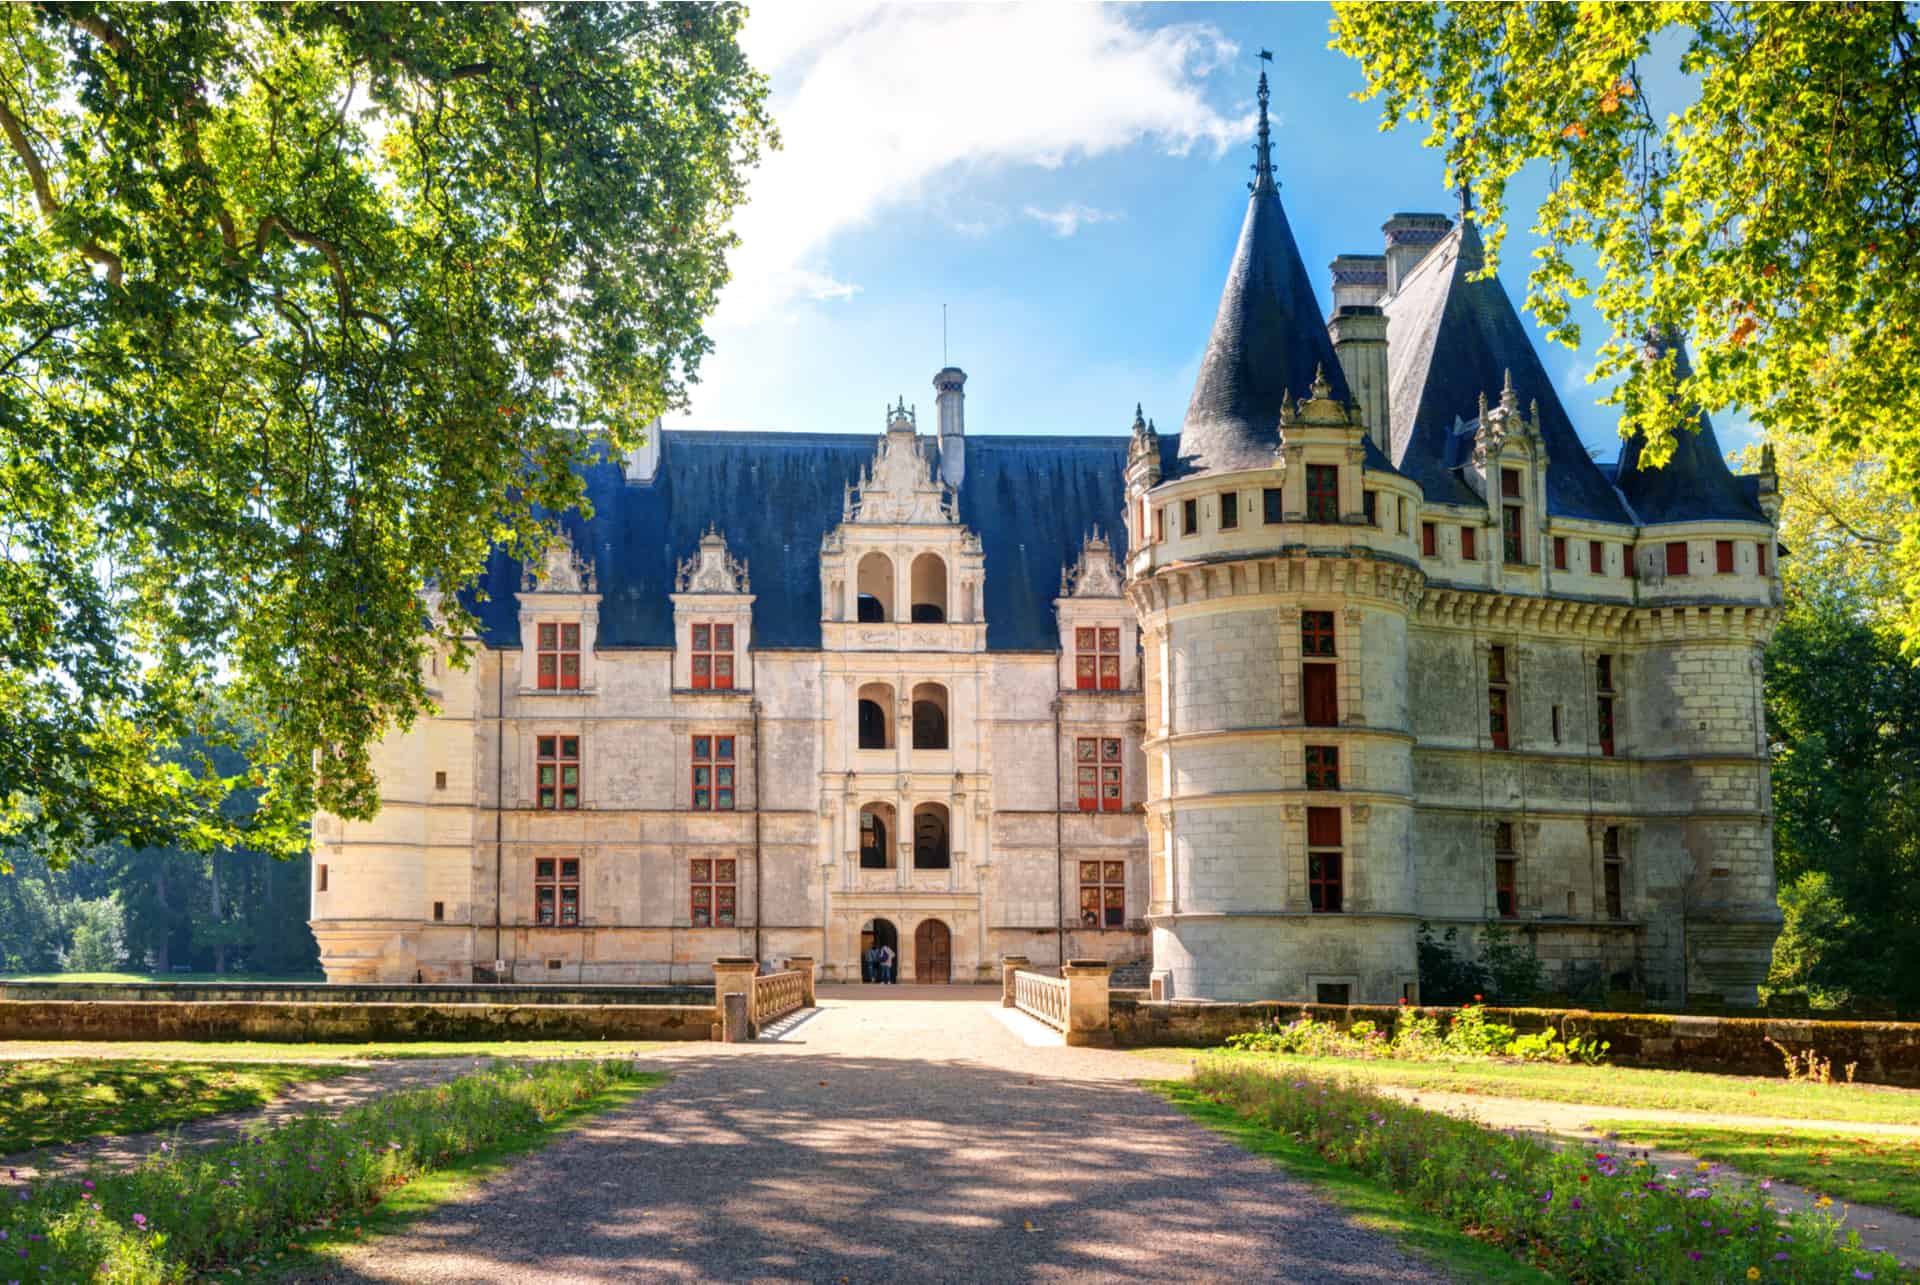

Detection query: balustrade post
xmin=1060 ymin=958 xmax=1114 ymax=1047
xmin=787 ymin=955 xmax=816 ymax=1007
xmin=1000 ymin=955 xmax=1030 ymax=1009
xmin=712 ymin=955 xmax=757 ymax=1042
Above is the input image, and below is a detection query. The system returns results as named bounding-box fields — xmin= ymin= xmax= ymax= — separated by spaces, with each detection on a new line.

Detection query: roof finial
xmin=1250 ymin=61 xmax=1277 ymax=196
xmin=1458 ymin=180 xmax=1473 ymax=222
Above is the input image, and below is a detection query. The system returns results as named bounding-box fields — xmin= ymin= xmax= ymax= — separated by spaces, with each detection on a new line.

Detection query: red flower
xmin=1473 ymin=994 xmax=1484 ymax=1002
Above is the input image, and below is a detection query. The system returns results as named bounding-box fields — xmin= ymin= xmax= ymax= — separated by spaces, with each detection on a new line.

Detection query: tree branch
xmin=0 ymin=92 xmax=124 ymax=285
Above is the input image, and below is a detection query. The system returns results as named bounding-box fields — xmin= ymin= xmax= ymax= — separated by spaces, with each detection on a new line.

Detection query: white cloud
xmin=1024 ymin=202 xmax=1122 ymax=238
xmin=716 ymin=4 xmax=1244 ymax=326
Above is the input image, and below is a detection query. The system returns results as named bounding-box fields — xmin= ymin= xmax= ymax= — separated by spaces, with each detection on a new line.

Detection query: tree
xmin=0 ymin=3 xmax=772 ymax=866
xmin=59 ymin=894 xmax=129 ymax=973
xmin=1331 ymin=4 xmax=1920 ymax=645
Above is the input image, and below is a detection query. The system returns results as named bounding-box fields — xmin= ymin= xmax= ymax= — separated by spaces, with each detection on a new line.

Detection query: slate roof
xmin=1384 ymin=219 xmax=1633 ymax=523
xmin=1613 ymin=338 xmax=1767 ymax=525
xmin=465 ymin=430 xmax=1131 ymax=653
xmin=1174 ymin=127 xmax=1351 ymax=476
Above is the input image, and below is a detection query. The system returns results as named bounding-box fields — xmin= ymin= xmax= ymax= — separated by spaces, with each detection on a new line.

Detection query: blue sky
xmin=672 ymin=3 xmax=1755 ymax=463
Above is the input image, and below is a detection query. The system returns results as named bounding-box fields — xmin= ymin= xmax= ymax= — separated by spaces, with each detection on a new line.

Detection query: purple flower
xmin=1571 ymin=1198 xmax=1583 ymax=1210
xmin=131 ymin=1214 xmax=146 ymax=1229
xmin=1852 ymin=1272 xmax=1874 ymax=1282
xmin=1775 ymin=1253 xmax=1790 ymax=1261
xmin=1541 ymin=1190 xmax=1553 ymax=1204
xmin=1687 ymin=1188 xmax=1711 ymax=1199
xmin=1759 ymin=1179 xmax=1771 ymax=1189
xmin=80 ymin=1180 xmax=92 ymax=1191
xmin=1689 ymin=1252 xmax=1703 ymax=1262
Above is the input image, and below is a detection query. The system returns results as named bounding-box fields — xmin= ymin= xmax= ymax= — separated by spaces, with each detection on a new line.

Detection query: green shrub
xmin=1221 ymin=1003 xmax=1603 ymax=1067
xmin=1 ymin=1058 xmax=646 ymax=1281
xmin=1186 ymin=1061 xmax=1905 ymax=1283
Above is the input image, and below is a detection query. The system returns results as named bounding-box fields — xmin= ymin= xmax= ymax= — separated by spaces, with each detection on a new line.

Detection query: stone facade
xmin=313 ymin=80 xmax=1784 ymax=1005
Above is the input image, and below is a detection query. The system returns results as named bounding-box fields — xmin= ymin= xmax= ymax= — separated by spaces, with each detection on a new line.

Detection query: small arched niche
xmin=856 ymin=553 xmax=893 ymax=623
xmin=911 ymin=682 xmax=949 ymax=751
xmin=859 ymin=802 xmax=896 ymax=869
xmin=856 ymin=682 xmax=895 ymax=750
xmin=909 ymin=553 xmax=947 ymax=623
xmin=913 ymin=802 xmax=950 ymax=870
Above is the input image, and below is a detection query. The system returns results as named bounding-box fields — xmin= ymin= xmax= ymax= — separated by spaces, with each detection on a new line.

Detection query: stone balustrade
xmin=1013 ymin=970 xmax=1068 ymax=1031
xmin=752 ymin=968 xmax=807 ymax=1028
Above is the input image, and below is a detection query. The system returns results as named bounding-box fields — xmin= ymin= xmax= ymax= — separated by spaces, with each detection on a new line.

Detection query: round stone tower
xmin=1123 ymin=73 xmax=1426 ymax=1003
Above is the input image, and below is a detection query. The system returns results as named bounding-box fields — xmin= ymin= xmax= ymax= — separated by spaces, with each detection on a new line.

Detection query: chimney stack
xmin=1381 ymin=212 xmax=1453 ymax=295
xmin=934 ymin=366 xmax=967 ymax=488
xmin=1327 ymin=256 xmax=1390 ymax=450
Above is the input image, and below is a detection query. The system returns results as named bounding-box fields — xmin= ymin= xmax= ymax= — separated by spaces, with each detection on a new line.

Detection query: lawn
xmin=0 ymin=972 xmax=326 ymax=984
xmin=1134 ymin=1047 xmax=1920 ymax=1126
xmin=0 ymin=1058 xmax=350 ymax=1153
xmin=1588 ymin=1119 xmax=1920 ymax=1218
xmin=0 ymin=1038 xmax=669 ymax=1063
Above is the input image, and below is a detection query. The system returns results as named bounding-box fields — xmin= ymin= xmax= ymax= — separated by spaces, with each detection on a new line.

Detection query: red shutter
xmin=1716 ymin=540 xmax=1734 ymax=573
xmin=1553 ymin=536 xmax=1567 ymax=570
xmin=1307 ymin=806 xmax=1342 ymax=847
xmin=1303 ymin=663 xmax=1337 ymax=727
xmin=1460 ymin=526 xmax=1476 ymax=561
xmin=1589 ymin=540 xmax=1603 ymax=574
xmin=1422 ymin=523 xmax=1437 ymax=558
xmin=1666 ymin=541 xmax=1688 ymax=575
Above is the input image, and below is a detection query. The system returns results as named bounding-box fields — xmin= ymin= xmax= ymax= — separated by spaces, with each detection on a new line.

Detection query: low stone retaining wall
xmin=0 ymin=981 xmax=716 ymax=1006
xmin=1107 ymin=998 xmax=1920 ymax=1087
xmin=0 ymin=999 xmax=717 ymax=1043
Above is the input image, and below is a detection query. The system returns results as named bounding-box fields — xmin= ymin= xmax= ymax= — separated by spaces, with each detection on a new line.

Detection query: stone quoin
xmin=312 ymin=75 xmax=1783 ymax=1005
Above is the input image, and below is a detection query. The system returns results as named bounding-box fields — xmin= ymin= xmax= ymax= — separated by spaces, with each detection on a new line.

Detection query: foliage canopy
xmin=0 ymin=3 xmax=771 ymax=864
xmin=1332 ymin=2 xmax=1920 ymax=642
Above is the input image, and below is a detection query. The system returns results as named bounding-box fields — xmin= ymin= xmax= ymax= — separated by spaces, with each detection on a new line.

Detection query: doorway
xmin=860 ymin=917 xmax=899 ymax=983
xmin=914 ymin=919 xmax=951 ymax=984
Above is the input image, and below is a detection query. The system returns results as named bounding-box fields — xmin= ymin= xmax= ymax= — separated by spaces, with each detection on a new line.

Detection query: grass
xmin=1134 ymin=1047 xmax=1920 ymax=1125
xmin=1588 ymin=1119 xmax=1920 ymax=1218
xmin=0 ymin=1038 xmax=669 ymax=1062
xmin=264 ymin=1074 xmax=660 ymax=1282
xmin=2 ymin=1059 xmax=660 ymax=1280
xmin=0 ymin=972 xmax=326 ymax=984
xmin=1157 ymin=1082 xmax=1553 ymax=1285
xmin=0 ymin=1058 xmax=351 ymax=1153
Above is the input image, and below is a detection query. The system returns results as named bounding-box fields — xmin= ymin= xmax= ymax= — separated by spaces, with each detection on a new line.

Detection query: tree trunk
xmin=209 ymin=856 xmax=226 ymax=976
xmin=151 ymin=864 xmax=171 ymax=975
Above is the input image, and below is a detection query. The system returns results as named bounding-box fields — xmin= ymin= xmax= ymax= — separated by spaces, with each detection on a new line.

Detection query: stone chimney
xmin=934 ymin=366 xmax=967 ymax=488
xmin=1381 ymin=212 xmax=1453 ymax=295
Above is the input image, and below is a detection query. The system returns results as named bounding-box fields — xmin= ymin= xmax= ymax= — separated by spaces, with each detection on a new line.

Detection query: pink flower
xmin=81 ymin=1180 xmax=93 ymax=1191
xmin=131 ymin=1214 xmax=146 ymax=1229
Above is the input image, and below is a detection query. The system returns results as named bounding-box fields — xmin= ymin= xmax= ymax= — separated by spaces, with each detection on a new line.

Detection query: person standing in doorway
xmin=878 ymin=941 xmax=896 ymax=984
xmin=861 ymin=945 xmax=875 ymax=984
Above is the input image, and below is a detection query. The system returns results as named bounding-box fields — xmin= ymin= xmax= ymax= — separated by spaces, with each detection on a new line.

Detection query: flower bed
xmin=1223 ymin=1001 xmax=1610 ymax=1064
xmin=1185 ymin=1060 xmax=1911 ymax=1282
xmin=2 ymin=1058 xmax=650 ymax=1281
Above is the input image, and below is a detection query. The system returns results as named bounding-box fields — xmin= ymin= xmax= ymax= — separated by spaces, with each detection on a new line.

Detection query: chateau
xmin=312 ymin=78 xmax=1784 ymax=1005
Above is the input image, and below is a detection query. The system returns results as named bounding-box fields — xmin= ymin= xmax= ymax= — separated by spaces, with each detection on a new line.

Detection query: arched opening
xmin=860 ymin=917 xmax=899 ymax=984
xmin=911 ymin=682 xmax=949 ymax=750
xmin=859 ymin=802 xmax=895 ymax=869
xmin=913 ymin=802 xmax=950 ymax=870
xmin=913 ymin=918 xmax=951 ymax=983
xmin=910 ymin=553 xmax=947 ymax=623
xmin=856 ymin=553 xmax=893 ymax=623
xmin=856 ymin=682 xmax=894 ymax=750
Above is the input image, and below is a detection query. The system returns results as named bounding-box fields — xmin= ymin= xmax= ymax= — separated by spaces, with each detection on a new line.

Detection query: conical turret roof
xmin=1175 ymin=72 xmax=1349 ymax=476
xmin=1614 ymin=336 xmax=1766 ymax=524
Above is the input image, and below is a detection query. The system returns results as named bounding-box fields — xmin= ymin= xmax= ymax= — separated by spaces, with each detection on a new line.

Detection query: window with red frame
xmin=1307 ymin=807 xmax=1342 ymax=912
xmin=1075 ymin=626 xmax=1122 ymax=691
xmin=1305 ymin=745 xmax=1339 ymax=790
xmin=1263 ymin=487 xmax=1283 ymax=524
xmin=1553 ymin=536 xmax=1567 ymax=570
xmin=1220 ymin=491 xmax=1239 ymax=530
xmin=1306 ymin=465 xmax=1340 ymax=523
xmin=1596 ymin=654 xmax=1616 ymax=757
xmin=1501 ymin=467 xmax=1521 ymax=499
xmin=690 ymin=623 xmax=734 ymax=690
xmin=534 ymin=857 xmax=579 ymax=926
xmin=1494 ymin=821 xmax=1517 ymax=918
xmin=1589 ymin=539 xmax=1604 ymax=575
xmin=1488 ymin=644 xmax=1511 ymax=749
xmin=1078 ymin=860 xmax=1126 ymax=929
xmin=1422 ymin=522 xmax=1438 ymax=557
xmin=1461 ymin=525 xmax=1478 ymax=561
xmin=1076 ymin=737 xmax=1124 ymax=813
xmin=690 ymin=735 xmax=736 ymax=811
xmin=1716 ymin=540 xmax=1735 ymax=574
xmin=1502 ymin=504 xmax=1523 ymax=563
xmin=1756 ymin=541 xmax=1769 ymax=575
xmin=1362 ymin=490 xmax=1377 ymax=527
xmin=536 ymin=622 xmax=580 ymax=690
xmin=1303 ymin=665 xmax=1337 ymax=727
xmin=690 ymin=858 xmax=736 ymax=927
xmin=1603 ymin=826 xmax=1624 ymax=920
xmin=536 ymin=735 xmax=580 ymax=810
xmin=1301 ymin=611 xmax=1336 ymax=658
xmin=1666 ymin=541 xmax=1689 ymax=575
xmin=1153 ymin=507 xmax=1165 ymax=542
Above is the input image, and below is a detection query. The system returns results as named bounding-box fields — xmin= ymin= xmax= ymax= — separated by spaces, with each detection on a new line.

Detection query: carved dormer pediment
xmin=676 ymin=524 xmax=750 ymax=594
xmin=1061 ymin=527 xmax=1124 ymax=599
xmin=846 ymin=401 xmax=958 ymax=526
xmin=522 ymin=529 xmax=596 ymax=594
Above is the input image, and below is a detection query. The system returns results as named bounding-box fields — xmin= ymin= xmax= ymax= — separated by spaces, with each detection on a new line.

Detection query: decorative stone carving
xmin=1060 ymin=527 xmax=1124 ymax=598
xmin=846 ymin=405 xmax=959 ymax=526
xmin=522 ymin=529 xmax=595 ymax=594
xmin=675 ymin=524 xmax=750 ymax=594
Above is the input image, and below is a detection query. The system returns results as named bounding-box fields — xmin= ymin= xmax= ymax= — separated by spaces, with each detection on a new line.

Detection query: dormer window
xmin=1076 ymin=627 xmax=1121 ymax=691
xmin=536 ymin=623 xmax=580 ymax=691
xmin=691 ymin=623 xmax=734 ymax=690
xmin=1306 ymin=465 xmax=1339 ymax=523
xmin=1501 ymin=468 xmax=1524 ymax=563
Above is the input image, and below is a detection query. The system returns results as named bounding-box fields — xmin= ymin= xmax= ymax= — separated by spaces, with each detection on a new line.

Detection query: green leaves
xmin=1332 ymin=2 xmax=1920 ymax=645
xmin=0 ymin=3 xmax=771 ymax=863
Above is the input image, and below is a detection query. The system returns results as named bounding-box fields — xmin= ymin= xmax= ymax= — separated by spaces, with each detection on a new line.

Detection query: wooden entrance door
xmin=914 ymin=919 xmax=951 ymax=984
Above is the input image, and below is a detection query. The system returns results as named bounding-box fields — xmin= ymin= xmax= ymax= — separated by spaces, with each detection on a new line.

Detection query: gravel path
xmin=297 ymin=986 xmax=1451 ymax=1284
xmin=0 ymin=1058 xmax=485 ymax=1185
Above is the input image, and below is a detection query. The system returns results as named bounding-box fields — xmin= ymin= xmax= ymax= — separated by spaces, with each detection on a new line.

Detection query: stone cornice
xmin=1127 ymin=550 xmax=1424 ymax=615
